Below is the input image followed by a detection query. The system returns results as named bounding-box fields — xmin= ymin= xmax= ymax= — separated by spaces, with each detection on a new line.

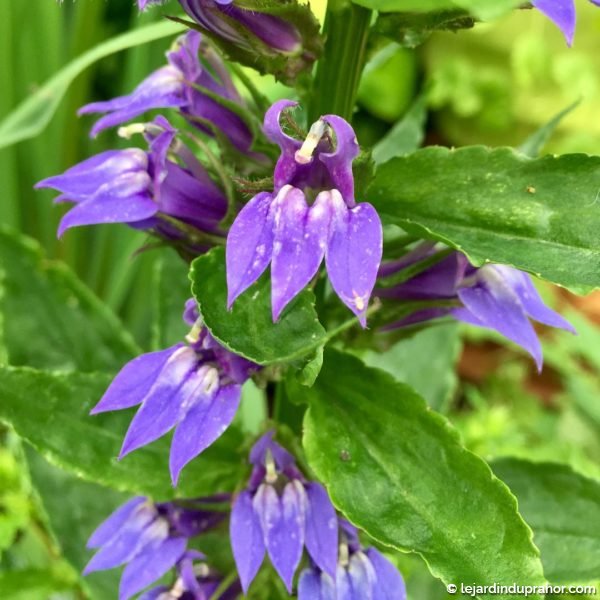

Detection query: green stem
xmin=309 ymin=0 xmax=373 ymax=122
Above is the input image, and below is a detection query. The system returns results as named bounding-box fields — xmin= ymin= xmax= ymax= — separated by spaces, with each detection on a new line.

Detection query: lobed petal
xmin=91 ymin=345 xmax=183 ymax=415
xmin=366 ymin=548 xmax=407 ymax=600
xmin=326 ymin=193 xmax=383 ymax=326
xmin=226 ymin=192 xmax=275 ymax=307
xmin=169 ymin=383 xmax=241 ymax=484
xmin=118 ymin=537 xmax=187 ymax=600
xmin=87 ymin=497 xmax=147 ymax=548
xmin=456 ymin=270 xmax=543 ymax=371
xmin=491 ymin=266 xmax=575 ymax=333
xmin=254 ymin=481 xmax=306 ymax=592
xmin=271 ymin=187 xmax=330 ymax=320
xmin=304 ymin=482 xmax=338 ymax=579
xmin=348 ymin=552 xmax=377 ymax=600
xmin=532 ymin=0 xmax=576 ymax=46
xmin=119 ymin=347 xmax=201 ymax=457
xmin=230 ymin=490 xmax=266 ymax=593
xmin=320 ymin=115 xmax=360 ymax=207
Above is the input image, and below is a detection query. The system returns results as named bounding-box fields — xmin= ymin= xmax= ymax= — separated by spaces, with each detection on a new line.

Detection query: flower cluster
xmin=230 ymin=431 xmax=338 ymax=592
xmin=377 ymin=243 xmax=575 ymax=370
xmin=226 ymin=100 xmax=383 ymax=325
xmin=91 ymin=299 xmax=257 ymax=484
xmin=37 ymin=116 xmax=227 ymax=250
xmin=85 ymin=495 xmax=229 ymax=600
xmin=299 ymin=521 xmax=407 ymax=600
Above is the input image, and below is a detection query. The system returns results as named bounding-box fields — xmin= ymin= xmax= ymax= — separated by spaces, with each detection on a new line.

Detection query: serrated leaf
xmin=0 ymin=228 xmax=139 ymax=371
xmin=492 ymin=458 xmax=600 ymax=585
xmin=0 ymin=366 xmax=245 ymax=500
xmin=301 ymin=349 xmax=545 ymax=599
xmin=190 ymin=247 xmax=327 ymax=365
xmin=367 ymin=147 xmax=600 ymax=293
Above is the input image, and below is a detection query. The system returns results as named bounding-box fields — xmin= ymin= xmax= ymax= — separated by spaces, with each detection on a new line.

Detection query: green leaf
xmin=0 ymin=366 xmax=246 ymax=500
xmin=190 ymin=247 xmax=327 ymax=365
xmin=26 ymin=447 xmax=125 ymax=599
xmin=0 ymin=20 xmax=185 ymax=150
xmin=352 ymin=0 xmax=522 ymax=20
xmin=0 ymin=566 xmax=78 ymax=600
xmin=372 ymin=95 xmax=427 ymax=165
xmin=358 ymin=323 xmax=461 ymax=412
xmin=375 ymin=10 xmax=475 ymax=48
xmin=301 ymin=349 xmax=545 ymax=598
xmin=0 ymin=228 xmax=139 ymax=371
xmin=367 ymin=146 xmax=600 ymax=293
xmin=492 ymin=458 xmax=600 ymax=585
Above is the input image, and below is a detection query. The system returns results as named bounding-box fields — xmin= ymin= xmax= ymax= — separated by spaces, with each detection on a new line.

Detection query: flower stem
xmin=309 ymin=0 xmax=372 ymax=122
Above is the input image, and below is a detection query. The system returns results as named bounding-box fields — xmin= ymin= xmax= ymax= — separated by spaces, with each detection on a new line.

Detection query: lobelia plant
xmin=2 ymin=0 xmax=599 ymax=598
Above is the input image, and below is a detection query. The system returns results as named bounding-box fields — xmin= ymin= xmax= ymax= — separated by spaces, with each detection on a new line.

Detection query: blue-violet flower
xmin=378 ymin=244 xmax=575 ymax=371
xmin=230 ymin=431 xmax=338 ymax=593
xmin=85 ymin=496 xmax=225 ymax=600
xmin=91 ymin=299 xmax=257 ymax=484
xmin=226 ymin=100 xmax=383 ymax=326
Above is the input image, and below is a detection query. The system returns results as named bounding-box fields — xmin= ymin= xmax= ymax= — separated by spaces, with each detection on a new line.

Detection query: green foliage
xmin=492 ymin=458 xmax=600 ymax=585
xmin=367 ymin=147 xmax=600 ymax=293
xmin=0 ymin=228 xmax=139 ymax=372
xmin=301 ymin=349 xmax=545 ymax=598
xmin=190 ymin=247 xmax=327 ymax=365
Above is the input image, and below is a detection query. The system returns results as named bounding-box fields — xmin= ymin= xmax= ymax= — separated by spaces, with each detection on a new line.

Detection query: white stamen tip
xmin=295 ymin=119 xmax=329 ymax=165
xmin=117 ymin=123 xmax=146 ymax=139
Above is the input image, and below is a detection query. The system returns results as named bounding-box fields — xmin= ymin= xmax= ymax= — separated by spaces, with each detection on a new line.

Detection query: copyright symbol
xmin=447 ymin=584 xmax=457 ymax=594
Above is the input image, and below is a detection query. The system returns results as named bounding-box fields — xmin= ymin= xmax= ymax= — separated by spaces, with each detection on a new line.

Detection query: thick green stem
xmin=309 ymin=0 xmax=372 ymax=122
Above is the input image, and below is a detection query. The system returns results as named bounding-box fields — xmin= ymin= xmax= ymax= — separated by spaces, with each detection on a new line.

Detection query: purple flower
xmin=179 ymin=0 xmax=302 ymax=54
xmin=230 ymin=431 xmax=338 ymax=593
xmin=91 ymin=300 xmax=257 ymax=484
xmin=78 ymin=31 xmax=254 ymax=153
xmin=138 ymin=551 xmax=242 ymax=600
xmin=532 ymin=0 xmax=600 ymax=45
xmin=226 ymin=100 xmax=383 ymax=326
xmin=378 ymin=244 xmax=575 ymax=371
xmin=298 ymin=521 xmax=407 ymax=600
xmin=84 ymin=496 xmax=225 ymax=600
xmin=36 ymin=117 xmax=227 ymax=241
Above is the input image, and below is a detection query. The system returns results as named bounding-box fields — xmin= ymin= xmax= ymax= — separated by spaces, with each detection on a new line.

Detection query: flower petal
xmin=532 ymin=0 xmax=576 ymax=46
xmin=320 ymin=114 xmax=360 ymax=206
xmin=304 ymin=482 xmax=338 ymax=579
xmin=84 ymin=505 xmax=160 ymax=574
xmin=491 ymin=266 xmax=575 ymax=333
xmin=366 ymin=548 xmax=407 ymax=600
xmin=348 ymin=552 xmax=376 ymax=600
xmin=298 ymin=569 xmax=335 ymax=600
xmin=457 ymin=269 xmax=543 ymax=371
xmin=87 ymin=497 xmax=147 ymax=549
xmin=57 ymin=191 xmax=157 ymax=237
xmin=254 ymin=481 xmax=306 ymax=592
xmin=336 ymin=565 xmax=354 ymax=600
xmin=118 ymin=537 xmax=187 ymax=600
xmin=119 ymin=347 xmax=201 ymax=457
xmin=249 ymin=430 xmax=296 ymax=471
xmin=91 ymin=346 xmax=183 ymax=415
xmin=169 ymin=383 xmax=241 ymax=484
xmin=271 ymin=187 xmax=330 ymax=320
xmin=230 ymin=490 xmax=266 ymax=593
xmin=326 ymin=193 xmax=383 ymax=326
xmin=226 ymin=192 xmax=274 ymax=307
xmin=79 ymin=66 xmax=186 ymax=137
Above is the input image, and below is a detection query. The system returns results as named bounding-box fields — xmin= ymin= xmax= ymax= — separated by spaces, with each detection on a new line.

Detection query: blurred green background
xmin=1 ymin=1 xmax=599 ymax=598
